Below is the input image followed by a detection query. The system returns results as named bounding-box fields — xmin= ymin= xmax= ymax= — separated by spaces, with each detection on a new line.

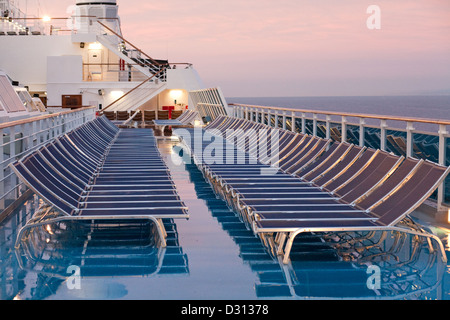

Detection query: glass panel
xmin=412 ymin=133 xmax=439 ymax=163
xmin=294 ymin=118 xmax=302 ymax=134
xmin=270 ymin=114 xmax=276 ymax=127
xmin=346 ymin=124 xmax=360 ymax=146
xmin=316 ymin=121 xmax=326 ymax=139
xmin=385 ymin=129 xmax=407 ymax=157
xmin=285 ymin=117 xmax=293 ymax=132
xmin=365 ymin=127 xmax=381 ymax=150
xmin=304 ymin=119 xmax=314 ymax=136
xmin=277 ymin=115 xmax=283 ymax=128
xmin=329 ymin=123 xmax=342 ymax=142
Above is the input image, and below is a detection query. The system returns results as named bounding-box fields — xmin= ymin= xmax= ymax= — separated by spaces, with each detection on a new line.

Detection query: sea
xmin=226 ymin=95 xmax=450 ymax=120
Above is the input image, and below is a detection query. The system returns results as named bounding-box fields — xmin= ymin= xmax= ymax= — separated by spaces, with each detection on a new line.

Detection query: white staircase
xmin=95 ymin=21 xmax=168 ymax=113
xmin=107 ymin=81 xmax=167 ymax=112
xmin=96 ymin=22 xmax=166 ymax=81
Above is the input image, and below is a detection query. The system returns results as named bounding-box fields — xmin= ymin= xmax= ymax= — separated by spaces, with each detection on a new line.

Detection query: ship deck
xmin=1 ymin=131 xmax=450 ymax=300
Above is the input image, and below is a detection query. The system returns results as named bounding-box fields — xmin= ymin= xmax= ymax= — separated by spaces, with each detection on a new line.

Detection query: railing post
xmin=291 ymin=112 xmax=296 ymax=133
xmin=301 ymin=113 xmax=306 ymax=135
xmin=406 ymin=122 xmax=415 ymax=158
xmin=380 ymin=120 xmax=388 ymax=151
xmin=9 ymin=126 xmax=17 ymax=199
xmin=282 ymin=111 xmax=287 ymax=130
xmin=325 ymin=115 xmax=331 ymax=140
xmin=437 ymin=124 xmax=448 ymax=212
xmin=341 ymin=116 xmax=347 ymax=143
xmin=359 ymin=118 xmax=366 ymax=147
xmin=312 ymin=114 xmax=317 ymax=137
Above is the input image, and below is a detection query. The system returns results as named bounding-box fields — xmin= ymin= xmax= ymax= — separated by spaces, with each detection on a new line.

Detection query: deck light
xmin=170 ymin=90 xmax=183 ymax=104
xmin=89 ymin=42 xmax=103 ymax=50
xmin=111 ymin=90 xmax=124 ymax=99
xmin=42 ymin=16 xmax=51 ymax=22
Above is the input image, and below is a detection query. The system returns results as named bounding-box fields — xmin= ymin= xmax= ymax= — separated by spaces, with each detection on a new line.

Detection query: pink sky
xmin=26 ymin=0 xmax=450 ymax=97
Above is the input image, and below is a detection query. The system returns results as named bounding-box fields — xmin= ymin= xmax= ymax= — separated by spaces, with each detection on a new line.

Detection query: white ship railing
xmin=189 ymin=88 xmax=230 ymax=121
xmin=229 ymin=103 xmax=450 ymax=212
xmin=0 ymin=107 xmax=96 ymax=220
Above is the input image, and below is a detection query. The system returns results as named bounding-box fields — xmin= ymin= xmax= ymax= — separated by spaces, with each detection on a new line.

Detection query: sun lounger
xmin=178 ymin=116 xmax=450 ymax=264
xmin=153 ymin=110 xmax=201 ymax=133
xmin=12 ymin=116 xmax=189 ymax=248
xmin=253 ymin=159 xmax=449 ymax=263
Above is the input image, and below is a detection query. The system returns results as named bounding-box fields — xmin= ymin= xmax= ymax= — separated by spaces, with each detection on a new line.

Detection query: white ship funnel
xmin=73 ymin=0 xmax=120 ymax=35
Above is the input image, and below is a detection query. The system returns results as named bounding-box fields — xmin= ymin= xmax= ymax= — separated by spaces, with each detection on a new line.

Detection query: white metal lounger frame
xmin=152 ymin=110 xmax=201 ymax=133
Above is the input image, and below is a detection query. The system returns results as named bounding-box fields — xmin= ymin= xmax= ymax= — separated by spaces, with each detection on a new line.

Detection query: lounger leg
xmin=282 ymin=232 xmax=296 ymax=264
xmin=276 ymin=232 xmax=288 ymax=256
xmin=151 ymin=218 xmax=167 ymax=248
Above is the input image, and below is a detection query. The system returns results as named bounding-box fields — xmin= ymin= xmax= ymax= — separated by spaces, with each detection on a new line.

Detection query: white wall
xmin=0 ymin=35 xmax=83 ymax=91
xmin=167 ymin=68 xmax=205 ymax=91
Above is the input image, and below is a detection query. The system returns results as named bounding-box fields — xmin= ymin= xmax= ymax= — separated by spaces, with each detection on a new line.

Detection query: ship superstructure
xmin=0 ymin=0 xmax=205 ymax=118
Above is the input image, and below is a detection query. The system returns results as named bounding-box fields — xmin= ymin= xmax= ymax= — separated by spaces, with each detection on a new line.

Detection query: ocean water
xmin=226 ymin=95 xmax=450 ymax=121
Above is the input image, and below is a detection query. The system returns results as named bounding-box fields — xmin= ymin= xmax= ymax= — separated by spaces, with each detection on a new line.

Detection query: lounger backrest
xmin=286 ymin=139 xmax=330 ymax=175
xmin=335 ymin=151 xmax=402 ymax=200
xmin=355 ymin=157 xmax=421 ymax=209
xmin=11 ymin=161 xmax=74 ymax=214
xmin=133 ymin=111 xmax=143 ymax=121
xmin=172 ymin=110 xmax=183 ymax=119
xmin=204 ymin=115 xmax=227 ymax=130
xmin=272 ymin=134 xmax=306 ymax=163
xmin=373 ymin=161 xmax=450 ymax=226
xmin=312 ymin=146 xmax=364 ymax=187
xmin=301 ymin=142 xmax=348 ymax=180
xmin=97 ymin=116 xmax=120 ymax=135
xmin=323 ymin=148 xmax=377 ymax=192
xmin=27 ymin=154 xmax=82 ymax=201
xmin=116 ymin=111 xmax=130 ymax=120
xmin=66 ymin=133 xmax=104 ymax=161
xmin=104 ymin=111 xmax=116 ymax=120
xmin=182 ymin=111 xmax=200 ymax=124
xmin=144 ymin=110 xmax=156 ymax=121
xmin=279 ymin=136 xmax=320 ymax=170
xmin=44 ymin=143 xmax=93 ymax=181
xmin=216 ymin=118 xmax=242 ymax=133
xmin=39 ymin=148 xmax=90 ymax=187
xmin=158 ymin=110 xmax=170 ymax=120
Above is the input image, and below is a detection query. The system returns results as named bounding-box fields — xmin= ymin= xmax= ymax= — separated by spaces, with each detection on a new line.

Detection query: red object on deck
xmin=162 ymin=106 xmax=175 ymax=119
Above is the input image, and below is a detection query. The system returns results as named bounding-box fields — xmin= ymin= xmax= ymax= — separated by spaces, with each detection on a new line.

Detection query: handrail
xmin=229 ymin=103 xmax=450 ymax=126
xmin=100 ymin=68 xmax=166 ymax=112
xmin=0 ymin=107 xmax=96 ymax=130
xmin=97 ymin=20 xmax=162 ymax=68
